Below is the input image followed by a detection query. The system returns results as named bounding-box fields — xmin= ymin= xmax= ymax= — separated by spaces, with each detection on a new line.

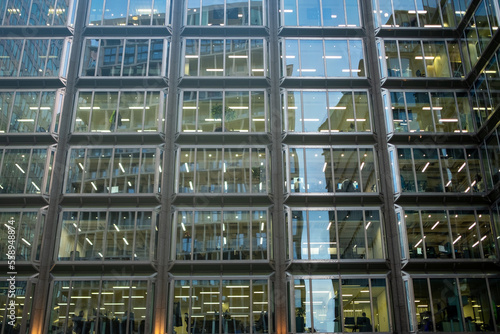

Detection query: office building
xmin=0 ymin=0 xmax=500 ymax=333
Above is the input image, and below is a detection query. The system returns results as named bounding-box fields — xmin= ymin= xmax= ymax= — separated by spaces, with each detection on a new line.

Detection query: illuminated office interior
xmin=1 ymin=0 xmax=500 ymax=333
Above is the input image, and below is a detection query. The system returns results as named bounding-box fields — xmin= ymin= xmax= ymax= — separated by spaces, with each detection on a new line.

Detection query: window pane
xmin=305 ymin=148 xmax=331 ymax=193
xmin=333 ymin=149 xmax=360 ymax=192
xmin=412 ymin=279 xmax=433 ymax=331
xmin=202 ymin=0 xmax=224 ymax=26
xmin=341 ymin=279 xmax=371 ymax=329
xmin=449 ymin=210 xmax=481 ymax=259
xmin=423 ymin=41 xmax=450 ymax=77
xmin=325 ymin=40 xmax=348 ymax=77
xmin=300 ymin=40 xmax=324 ymax=76
xmin=289 ymin=148 xmax=306 ymax=193
xmin=430 ymin=278 xmax=463 ymax=331
xmin=104 ymin=0 xmax=126 ymax=25
xmin=227 ymin=0 xmax=248 ymax=25
xmin=128 ymin=0 xmax=153 ymax=25
xmin=225 ymin=91 xmax=249 ymax=132
xmin=196 ymin=149 xmax=222 ymax=192
xmin=292 ymin=211 xmax=307 ymax=259
xmin=328 ymin=91 xmax=354 ymax=132
xmin=200 ymin=39 xmax=224 ymax=76
xmin=302 ymin=91 xmax=327 ymax=132
xmin=308 ymin=211 xmax=337 ymax=259
xmin=93 ymin=92 xmax=118 ymax=132
xmin=338 ymin=210 xmax=365 ymax=259
xmin=223 ymin=211 xmax=250 ymax=259
xmin=298 ymin=0 xmax=321 ymax=26
xmin=194 ymin=211 xmax=221 ymax=260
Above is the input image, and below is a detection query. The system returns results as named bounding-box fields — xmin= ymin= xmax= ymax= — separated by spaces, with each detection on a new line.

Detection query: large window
xmin=406 ymin=276 xmax=500 ymax=332
xmin=383 ymin=90 xmax=473 ymax=133
xmin=283 ymin=90 xmax=371 ymax=133
xmin=177 ymin=147 xmax=269 ymax=194
xmin=0 ymin=210 xmax=45 ymax=262
xmin=183 ymin=39 xmax=266 ymax=77
xmin=47 ymin=278 xmax=154 ymax=334
xmin=0 ymin=278 xmax=36 ymax=334
xmin=0 ymin=147 xmax=54 ymax=194
xmin=373 ymin=0 xmax=460 ymax=28
xmin=74 ymin=90 xmax=166 ymax=133
xmin=282 ymin=39 xmax=365 ymax=77
xmin=0 ymin=90 xmax=63 ymax=134
xmin=399 ymin=208 xmax=496 ymax=260
xmin=287 ymin=208 xmax=384 ymax=260
xmin=289 ymin=277 xmax=390 ymax=333
xmin=179 ymin=90 xmax=268 ymax=133
xmin=81 ymin=38 xmax=167 ymax=77
xmin=393 ymin=146 xmax=484 ymax=193
xmin=65 ymin=147 xmax=162 ymax=194
xmin=382 ymin=40 xmax=463 ymax=78
xmin=173 ymin=208 xmax=269 ymax=261
xmin=280 ymin=0 xmax=360 ymax=27
xmin=88 ymin=0 xmax=168 ymax=25
xmin=0 ymin=38 xmax=70 ymax=77
xmin=57 ymin=209 xmax=157 ymax=262
xmin=171 ymin=277 xmax=270 ymax=334
xmin=285 ymin=147 xmax=378 ymax=194
xmin=186 ymin=0 xmax=264 ymax=26
xmin=470 ymin=53 xmax=500 ymax=127
xmin=481 ymin=127 xmax=500 ymax=190
xmin=0 ymin=0 xmax=74 ymax=26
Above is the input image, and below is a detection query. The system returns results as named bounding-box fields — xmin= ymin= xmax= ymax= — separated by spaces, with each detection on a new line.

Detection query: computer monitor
xmin=345 ymin=317 xmax=355 ymax=325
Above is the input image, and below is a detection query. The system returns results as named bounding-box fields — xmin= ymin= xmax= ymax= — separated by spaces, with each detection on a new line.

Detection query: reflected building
xmin=1 ymin=1 xmax=500 ymax=334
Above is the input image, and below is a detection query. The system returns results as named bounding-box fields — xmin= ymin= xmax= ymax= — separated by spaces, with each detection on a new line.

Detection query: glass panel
xmin=372 ymin=279 xmax=390 ymax=332
xmin=325 ymin=40 xmax=349 ymax=77
xmin=286 ymin=91 xmax=303 ymax=132
xmin=92 ymin=92 xmax=118 ymax=132
xmin=1 ymin=149 xmax=32 ymax=193
xmin=333 ymin=149 xmax=360 ymax=193
xmin=393 ymin=0 xmax=417 ymax=27
xmin=139 ymin=148 xmax=156 ymax=193
xmin=405 ymin=92 xmax=432 ymax=132
xmin=289 ymin=148 xmax=305 ymax=193
xmin=223 ymin=211 xmax=250 ymax=259
xmin=359 ymin=149 xmax=376 ymax=192
xmin=423 ymin=41 xmax=450 ymax=77
xmin=187 ymin=0 xmax=201 ymax=25
xmin=39 ymin=91 xmax=55 ymax=132
xmin=11 ymin=92 xmax=40 ymax=133
xmin=350 ymin=40 xmax=364 ymax=76
xmin=303 ymin=148 xmax=330 ymax=193
xmin=227 ymin=0 xmax=248 ymax=25
xmin=412 ymin=279 xmax=433 ymax=331
xmin=398 ymin=148 xmax=415 ymax=192
xmin=385 ymin=41 xmax=401 ymax=77
xmin=184 ymin=39 xmax=199 ymax=76
xmin=298 ymin=0 xmax=321 ymax=26
xmin=284 ymin=39 xmax=300 ymax=77
xmin=20 ymin=39 xmax=48 ymax=77
xmin=251 ymin=39 xmax=264 ymax=76
xmin=203 ymin=0 xmax=224 ymax=26
xmin=104 ymin=0 xmax=126 ymax=25
xmin=449 ymin=210 xmax=480 ymax=259
xmin=301 ymin=91 xmax=327 ymax=133
xmin=252 ymin=210 xmax=267 ymax=259
xmin=430 ymin=278 xmax=463 ymax=332
xmin=106 ymin=211 xmax=134 ymax=260
xmin=47 ymin=281 xmax=71 ymax=334
xmin=122 ymin=39 xmax=148 ymax=76
xmin=405 ymin=210 xmax=424 ymax=258
xmin=251 ymin=148 xmax=266 ymax=193
xmin=283 ymin=0 xmax=297 ymax=26
xmin=421 ymin=210 xmax=450 ymax=259
xmin=250 ymin=0 xmax=263 ymax=25
xmin=149 ymin=39 xmax=164 ymax=76
xmin=196 ymin=149 xmax=222 ymax=193
xmin=117 ymin=92 xmax=145 ymax=133
xmin=448 ymin=42 xmax=464 ymax=78
xmin=431 ymin=92 xmax=459 ymax=133
xmin=144 ymin=91 xmax=162 ymax=132
xmin=98 ymin=39 xmax=124 ymax=76
xmin=225 ymin=91 xmax=249 ymax=132
xmin=89 ymin=0 xmax=104 ymax=25
xmin=477 ymin=211 xmax=495 ymax=259
xmin=459 ymin=278 xmax=493 ymax=331
xmin=0 ymin=92 xmax=13 ymax=132
xmin=416 ymin=0 xmax=441 ymax=27
xmin=488 ymin=278 xmax=500 ymax=330
xmin=338 ymin=210 xmax=365 ymax=259
xmin=354 ymin=92 xmax=370 ymax=132
xmin=128 ymin=0 xmax=153 ymax=25
xmin=365 ymin=210 xmax=383 ymax=259
xmin=414 ymin=148 xmax=442 ymax=192
xmin=224 ymin=148 xmax=248 ymax=193
xmin=310 ymin=279 xmax=340 ymax=332
xmin=308 ymin=210 xmax=337 ymax=259
xmin=82 ymin=148 xmax=112 ymax=193
xmin=176 ymin=211 xmax=193 ymax=260
xmin=299 ymin=40 xmax=324 ymax=77
xmin=200 ymin=39 xmax=224 ymax=76
xmin=76 ymin=211 xmax=105 ymax=260
xmin=441 ymin=148 xmax=468 ymax=192
xmin=341 ymin=279 xmax=370 ymax=330
xmin=328 ymin=91 xmax=354 ymax=132
xmin=251 ymin=91 xmax=266 ymax=132
xmin=179 ymin=149 xmax=195 ymax=193
xmin=292 ymin=211 xmax=307 ymax=259
xmin=345 ymin=0 xmax=360 ymax=26
xmin=100 ymin=280 xmax=130 ymax=330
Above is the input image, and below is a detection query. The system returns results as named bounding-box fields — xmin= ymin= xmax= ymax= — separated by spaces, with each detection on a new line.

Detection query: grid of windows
xmin=3 ymin=1 xmax=500 ymax=334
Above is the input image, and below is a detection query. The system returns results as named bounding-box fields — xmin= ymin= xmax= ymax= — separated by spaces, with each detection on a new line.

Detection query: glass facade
xmin=2 ymin=1 xmax=500 ymax=334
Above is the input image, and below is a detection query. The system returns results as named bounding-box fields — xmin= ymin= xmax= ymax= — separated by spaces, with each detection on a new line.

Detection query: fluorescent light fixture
xmin=431 ymin=221 xmax=440 ymax=230
xmin=253 ymin=118 xmax=265 ymax=121
xmin=408 ymin=10 xmax=427 ymax=14
xmin=281 ymin=9 xmax=293 ymax=13
xmin=227 ymin=285 xmax=249 ymax=288
xmin=199 ymin=291 xmax=220 ymax=295
xmin=189 ymin=181 xmax=194 ymax=190
xmin=342 ymin=69 xmax=361 ymax=72
xmin=71 ymin=296 xmax=91 ymax=299
xmin=18 ymin=119 xmax=34 ymax=122
xmin=298 ymin=69 xmax=317 ymax=72
xmin=330 ymin=106 xmax=346 ymax=110
xmin=300 ymin=118 xmax=319 ymax=121
xmin=119 ymin=163 xmax=125 ymax=173
xmin=185 ymin=55 xmax=199 ymax=58
xmin=22 ymin=238 xmax=31 ymax=246
xmin=228 ymin=55 xmax=248 ymax=59
xmin=322 ymin=162 xmax=328 ymax=173
xmin=113 ymin=224 xmax=120 ymax=232
xmin=327 ymin=222 xmax=332 ymax=230
xmin=422 ymin=162 xmax=430 ymax=173
xmin=85 ymin=237 xmax=93 ymax=245
xmin=414 ymin=238 xmax=423 ymax=247
xmin=104 ymin=303 xmax=124 ymax=306
xmin=422 ymin=107 xmax=443 ymax=110
xmin=261 ymin=222 xmax=265 ymax=231
xmin=365 ymin=221 xmax=371 ymax=229
xmin=181 ymin=222 xmax=186 ymax=231
xmin=91 ymin=182 xmax=97 ymax=191
xmin=206 ymin=69 xmax=223 ymax=72
xmin=472 ymin=241 xmax=479 ymax=247
xmin=15 ymin=164 xmax=25 ymax=174
xmin=346 ymin=118 xmax=366 ymax=122
xmin=183 ymin=106 xmax=197 ymax=109
xmin=123 ymin=238 xmax=129 ymax=245
xmin=458 ymin=162 xmax=466 ymax=172
xmin=323 ymin=56 xmax=342 ymax=59
xmin=360 ymin=162 xmax=365 ymax=170
xmin=415 ymin=56 xmax=435 ymax=60
xmin=439 ymin=118 xmax=458 ymax=122
xmin=285 ymin=55 xmax=296 ymax=59
xmin=468 ymin=222 xmax=476 ymax=230
xmin=228 ymin=106 xmax=249 ymax=109
xmin=129 ymin=106 xmax=150 ymax=110
xmin=31 ymin=182 xmax=40 ymax=191
xmin=424 ymin=25 xmax=442 ymax=28
xmin=453 ymin=235 xmax=462 ymax=244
